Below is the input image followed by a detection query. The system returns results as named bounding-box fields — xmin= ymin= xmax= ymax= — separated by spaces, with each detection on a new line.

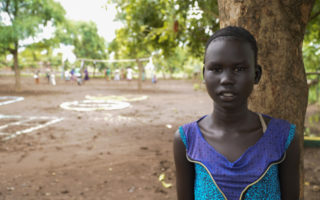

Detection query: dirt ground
xmin=0 ymin=76 xmax=319 ymax=200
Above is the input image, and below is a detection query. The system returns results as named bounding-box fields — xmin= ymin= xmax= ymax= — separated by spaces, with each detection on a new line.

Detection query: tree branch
xmin=4 ymin=0 xmax=14 ymax=22
xmin=308 ymin=78 xmax=320 ymax=87
xmin=0 ymin=60 xmax=9 ymax=66
xmin=0 ymin=44 xmax=14 ymax=53
xmin=310 ymin=11 xmax=320 ymax=21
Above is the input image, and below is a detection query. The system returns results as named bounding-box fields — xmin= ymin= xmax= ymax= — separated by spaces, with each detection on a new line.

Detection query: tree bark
xmin=13 ymin=41 xmax=21 ymax=91
xmin=217 ymin=0 xmax=315 ymax=199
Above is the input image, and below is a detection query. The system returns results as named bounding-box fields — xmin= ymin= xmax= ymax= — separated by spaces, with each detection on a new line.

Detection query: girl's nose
xmin=220 ymin=71 xmax=235 ymax=85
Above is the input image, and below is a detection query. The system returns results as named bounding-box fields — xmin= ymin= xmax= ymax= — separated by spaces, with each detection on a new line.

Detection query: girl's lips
xmin=219 ymin=92 xmax=236 ymax=101
xmin=221 ymin=92 xmax=234 ymax=97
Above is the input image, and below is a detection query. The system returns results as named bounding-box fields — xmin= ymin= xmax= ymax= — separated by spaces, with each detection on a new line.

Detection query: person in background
xmin=114 ymin=69 xmax=120 ymax=81
xmin=126 ymin=67 xmax=133 ymax=81
xmin=49 ymin=70 xmax=56 ymax=86
xmin=105 ymin=67 xmax=111 ymax=81
xmin=34 ymin=70 xmax=40 ymax=84
xmin=84 ymin=68 xmax=89 ymax=81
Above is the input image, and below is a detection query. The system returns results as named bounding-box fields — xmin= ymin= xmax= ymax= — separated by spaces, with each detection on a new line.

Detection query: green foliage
xmin=56 ymin=20 xmax=107 ymax=70
xmin=108 ymin=0 xmax=215 ymax=80
xmin=153 ymin=47 xmax=187 ymax=74
xmin=305 ymin=1 xmax=320 ymax=43
xmin=111 ymin=0 xmax=320 ymax=105
xmin=109 ymin=0 xmax=168 ymax=59
xmin=305 ymin=113 xmax=320 ymax=136
xmin=73 ymin=21 xmax=107 ymax=60
xmin=0 ymin=0 xmax=66 ymax=88
xmin=304 ymin=1 xmax=320 ymax=104
xmin=303 ymin=42 xmax=320 ymax=73
xmin=150 ymin=47 xmax=202 ymax=78
xmin=109 ymin=0 xmax=219 ymax=76
xmin=174 ymin=0 xmax=219 ymax=57
xmin=0 ymin=53 xmax=9 ymax=68
xmin=304 ymin=0 xmax=320 ymax=73
xmin=0 ymin=0 xmax=65 ymax=54
xmin=18 ymin=37 xmax=63 ymax=69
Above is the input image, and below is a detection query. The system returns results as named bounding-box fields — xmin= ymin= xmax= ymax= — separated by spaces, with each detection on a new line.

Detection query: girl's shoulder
xmin=177 ymin=116 xmax=205 ymax=150
xmin=260 ymin=113 xmax=296 ymax=150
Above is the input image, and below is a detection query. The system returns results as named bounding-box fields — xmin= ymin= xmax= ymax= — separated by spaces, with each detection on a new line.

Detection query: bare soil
xmin=0 ymin=76 xmax=319 ymax=200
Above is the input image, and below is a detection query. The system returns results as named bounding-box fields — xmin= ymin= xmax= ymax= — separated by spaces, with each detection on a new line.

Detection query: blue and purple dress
xmin=179 ymin=114 xmax=296 ymax=200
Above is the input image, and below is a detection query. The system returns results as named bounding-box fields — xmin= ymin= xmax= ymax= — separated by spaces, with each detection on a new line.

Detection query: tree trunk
xmin=162 ymin=68 xmax=166 ymax=80
xmin=217 ymin=1 xmax=315 ymax=198
xmin=13 ymin=42 xmax=21 ymax=91
xmin=93 ymin=62 xmax=96 ymax=78
xmin=136 ymin=58 xmax=143 ymax=91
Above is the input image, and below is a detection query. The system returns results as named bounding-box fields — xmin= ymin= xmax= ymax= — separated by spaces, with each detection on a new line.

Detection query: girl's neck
xmin=211 ymin=102 xmax=252 ymax=128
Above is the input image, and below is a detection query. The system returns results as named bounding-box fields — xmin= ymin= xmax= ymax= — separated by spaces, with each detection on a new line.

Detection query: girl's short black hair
xmin=204 ymin=26 xmax=258 ymax=64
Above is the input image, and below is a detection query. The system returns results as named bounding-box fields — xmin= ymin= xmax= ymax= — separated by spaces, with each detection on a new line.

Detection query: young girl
xmin=173 ymin=26 xmax=300 ymax=200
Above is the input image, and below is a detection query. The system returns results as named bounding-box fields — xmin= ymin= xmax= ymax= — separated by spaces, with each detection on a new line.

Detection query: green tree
xmin=304 ymin=2 xmax=320 ymax=104
xmin=110 ymin=0 xmax=220 ymax=81
xmin=152 ymin=47 xmax=188 ymax=78
xmin=72 ymin=21 xmax=106 ymax=60
xmin=56 ymin=20 xmax=107 ymax=76
xmin=0 ymin=0 xmax=65 ymax=90
xmin=74 ymin=21 xmax=107 ymax=76
xmin=111 ymin=0 xmax=178 ymax=57
xmin=18 ymin=36 xmax=62 ymax=69
xmin=0 ymin=53 xmax=9 ymax=68
xmin=110 ymin=0 xmax=188 ymax=89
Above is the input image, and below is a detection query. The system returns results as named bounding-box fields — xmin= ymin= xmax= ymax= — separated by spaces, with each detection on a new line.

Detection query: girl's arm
xmin=279 ymin=132 xmax=300 ymax=200
xmin=173 ymin=130 xmax=195 ymax=200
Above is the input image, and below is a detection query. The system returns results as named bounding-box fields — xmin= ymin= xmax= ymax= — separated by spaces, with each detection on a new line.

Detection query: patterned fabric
xmin=179 ymin=114 xmax=296 ymax=200
xmin=243 ymin=165 xmax=281 ymax=199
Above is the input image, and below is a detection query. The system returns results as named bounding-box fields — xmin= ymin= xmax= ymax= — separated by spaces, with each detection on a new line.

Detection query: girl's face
xmin=203 ymin=38 xmax=256 ymax=109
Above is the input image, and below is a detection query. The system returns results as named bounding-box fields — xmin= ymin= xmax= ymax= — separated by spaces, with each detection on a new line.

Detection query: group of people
xmin=64 ymin=68 xmax=89 ymax=85
xmin=105 ymin=67 xmax=157 ymax=83
xmin=34 ymin=65 xmax=159 ymax=85
xmin=34 ymin=67 xmax=90 ymax=86
xmin=110 ymin=67 xmax=133 ymax=81
xmin=33 ymin=68 xmax=56 ymax=85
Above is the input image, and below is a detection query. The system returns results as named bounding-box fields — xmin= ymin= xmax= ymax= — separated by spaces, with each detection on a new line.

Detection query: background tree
xmin=109 ymin=0 xmax=222 ymax=86
xmin=0 ymin=53 xmax=9 ymax=68
xmin=110 ymin=0 xmax=185 ymax=90
xmin=55 ymin=19 xmax=108 ymax=77
xmin=70 ymin=21 xmax=107 ymax=76
xmin=0 ymin=0 xmax=65 ymax=90
xmin=18 ymin=36 xmax=62 ymax=70
xmin=152 ymin=47 xmax=188 ymax=78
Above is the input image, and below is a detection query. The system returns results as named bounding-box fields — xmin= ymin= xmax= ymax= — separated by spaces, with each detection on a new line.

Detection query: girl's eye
xmin=234 ymin=65 xmax=247 ymax=72
xmin=213 ymin=67 xmax=222 ymax=72
xmin=208 ymin=65 xmax=222 ymax=73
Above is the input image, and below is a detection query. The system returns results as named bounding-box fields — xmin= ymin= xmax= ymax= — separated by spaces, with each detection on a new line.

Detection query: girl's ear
xmin=202 ymin=65 xmax=206 ymax=79
xmin=254 ymin=65 xmax=262 ymax=84
xmin=202 ymin=66 xmax=206 ymax=83
xmin=202 ymin=66 xmax=205 ymax=78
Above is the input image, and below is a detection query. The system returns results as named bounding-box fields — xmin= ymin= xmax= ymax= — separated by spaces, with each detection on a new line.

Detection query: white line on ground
xmin=0 ymin=115 xmax=64 ymax=141
xmin=0 ymin=96 xmax=24 ymax=106
xmin=60 ymin=100 xmax=130 ymax=111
